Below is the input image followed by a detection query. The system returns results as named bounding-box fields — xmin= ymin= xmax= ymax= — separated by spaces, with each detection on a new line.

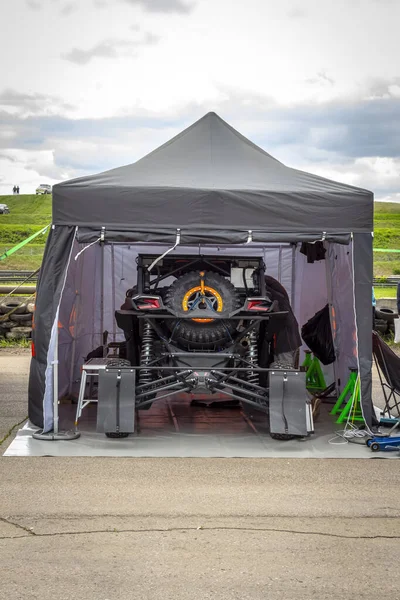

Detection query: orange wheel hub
xmin=182 ymin=284 xmax=223 ymax=323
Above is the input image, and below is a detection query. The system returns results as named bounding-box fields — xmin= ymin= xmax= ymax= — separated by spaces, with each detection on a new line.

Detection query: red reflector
xmin=31 ymin=341 xmax=36 ymax=357
xmin=137 ymin=298 xmax=161 ymax=310
xmin=247 ymin=300 xmax=270 ymax=311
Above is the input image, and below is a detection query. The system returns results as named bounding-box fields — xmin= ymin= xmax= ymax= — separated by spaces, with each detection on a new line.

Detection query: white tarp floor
xmin=4 ymin=397 xmax=388 ymax=458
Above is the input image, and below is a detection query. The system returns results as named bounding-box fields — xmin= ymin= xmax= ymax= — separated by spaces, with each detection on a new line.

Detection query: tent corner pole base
xmin=32 ymin=430 xmax=81 ymax=441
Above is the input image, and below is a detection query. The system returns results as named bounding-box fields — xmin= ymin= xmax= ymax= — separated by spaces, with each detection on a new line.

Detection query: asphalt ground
xmin=1 ymin=351 xmax=400 ymax=600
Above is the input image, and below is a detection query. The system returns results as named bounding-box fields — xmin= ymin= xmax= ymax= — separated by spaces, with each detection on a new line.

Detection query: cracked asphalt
xmin=1 ymin=353 xmax=400 ymax=599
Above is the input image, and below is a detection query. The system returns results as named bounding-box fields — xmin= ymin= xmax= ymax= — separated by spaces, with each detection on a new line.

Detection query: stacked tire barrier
xmin=0 ymin=297 xmax=34 ymax=340
xmin=374 ymin=307 xmax=397 ymax=338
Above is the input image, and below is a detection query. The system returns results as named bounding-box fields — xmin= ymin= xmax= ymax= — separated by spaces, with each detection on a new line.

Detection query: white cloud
xmin=62 ymin=35 xmax=160 ymax=65
xmin=286 ymin=6 xmax=307 ymax=18
xmin=121 ymin=0 xmax=194 ymax=12
xmin=0 ymin=149 xmax=62 ymax=194
xmin=0 ymin=90 xmax=75 ymax=117
xmin=0 ymin=0 xmax=399 ymax=200
xmin=95 ymin=0 xmax=195 ymax=13
xmin=60 ymin=2 xmax=78 ymax=15
xmin=297 ymin=157 xmax=400 ymax=200
xmin=26 ymin=0 xmax=41 ymax=9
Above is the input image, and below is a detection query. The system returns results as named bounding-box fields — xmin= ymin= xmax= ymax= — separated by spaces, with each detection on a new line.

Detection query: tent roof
xmin=53 ymin=112 xmax=373 ymax=238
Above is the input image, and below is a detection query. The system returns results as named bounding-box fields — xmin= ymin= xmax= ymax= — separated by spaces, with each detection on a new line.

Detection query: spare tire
xmin=0 ymin=300 xmax=26 ymax=315
xmin=6 ymin=326 xmax=32 ymax=339
xmin=164 ymin=271 xmax=241 ymax=349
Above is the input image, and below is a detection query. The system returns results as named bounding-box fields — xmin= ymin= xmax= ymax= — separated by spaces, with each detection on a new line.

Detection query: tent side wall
xmin=353 ymin=232 xmax=375 ymax=425
xmin=28 ymin=232 xmax=374 ymax=430
xmin=326 ymin=242 xmax=357 ymax=389
xmin=28 ymin=226 xmax=76 ymax=428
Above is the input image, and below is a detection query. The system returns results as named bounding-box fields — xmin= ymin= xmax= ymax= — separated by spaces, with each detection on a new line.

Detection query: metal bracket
xmin=147 ymin=228 xmax=181 ymax=272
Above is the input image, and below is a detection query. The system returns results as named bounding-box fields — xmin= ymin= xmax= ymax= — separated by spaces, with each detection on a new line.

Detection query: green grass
xmin=0 ymin=194 xmax=51 ymax=269
xmin=0 ymin=195 xmax=50 ymax=246
xmin=0 ymin=224 xmax=49 ymax=245
xmin=374 ymin=202 xmax=400 ymax=213
xmin=0 ymin=338 xmax=31 ymax=348
xmin=374 ymin=287 xmax=397 ymax=299
xmin=0 ymin=194 xmax=52 ymax=224
xmin=374 ymin=228 xmax=400 ymax=250
xmin=374 ymin=203 xmax=400 ymax=258
xmin=0 ymin=244 xmax=44 ymax=270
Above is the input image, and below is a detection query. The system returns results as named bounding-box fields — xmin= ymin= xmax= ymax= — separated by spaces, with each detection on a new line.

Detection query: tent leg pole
xmin=32 ymin=230 xmax=81 ymax=442
xmin=325 ymin=243 xmax=338 ymax=395
xmin=32 ymin=315 xmax=80 ymax=442
xmin=111 ymin=243 xmax=116 ymax=342
xmin=53 ymin=324 xmax=59 ymax=434
xmin=291 ymin=244 xmax=296 ymax=308
xmin=101 ymin=240 xmax=105 ymax=355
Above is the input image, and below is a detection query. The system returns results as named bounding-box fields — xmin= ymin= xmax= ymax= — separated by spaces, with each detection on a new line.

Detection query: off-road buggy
xmin=112 ymin=251 xmax=304 ymax=440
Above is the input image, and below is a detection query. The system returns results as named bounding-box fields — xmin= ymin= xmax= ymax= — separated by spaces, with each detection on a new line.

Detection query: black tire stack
xmin=374 ymin=307 xmax=397 ymax=337
xmin=0 ymin=298 xmax=34 ymax=340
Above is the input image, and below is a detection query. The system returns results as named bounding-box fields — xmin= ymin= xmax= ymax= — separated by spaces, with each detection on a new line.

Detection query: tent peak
xmin=191 ymin=110 xmax=232 ymax=128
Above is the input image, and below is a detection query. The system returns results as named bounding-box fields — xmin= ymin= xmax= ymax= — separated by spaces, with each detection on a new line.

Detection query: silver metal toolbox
xmin=269 ymin=370 xmax=310 ymax=437
xmin=97 ymin=367 xmax=136 ymax=434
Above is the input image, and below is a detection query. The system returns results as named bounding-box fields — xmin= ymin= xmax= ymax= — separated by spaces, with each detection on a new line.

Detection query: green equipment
xmin=0 ymin=224 xmax=50 ymax=261
xmin=302 ymin=350 xmax=327 ymax=393
xmin=330 ymin=368 xmax=364 ymax=424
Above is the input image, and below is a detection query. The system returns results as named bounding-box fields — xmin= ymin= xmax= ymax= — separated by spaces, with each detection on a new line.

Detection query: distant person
xmin=16 ymin=185 xmax=20 ymax=194
xmin=12 ymin=185 xmax=16 ymax=194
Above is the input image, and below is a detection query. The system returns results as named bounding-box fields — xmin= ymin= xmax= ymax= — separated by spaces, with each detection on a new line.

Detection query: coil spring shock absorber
xmin=246 ymin=328 xmax=259 ymax=386
xmin=139 ymin=321 xmax=155 ymax=385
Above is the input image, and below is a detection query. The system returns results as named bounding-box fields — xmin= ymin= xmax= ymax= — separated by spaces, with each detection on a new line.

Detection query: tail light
xmin=244 ymin=298 xmax=272 ymax=312
xmin=31 ymin=341 xmax=36 ymax=357
xmin=134 ymin=295 xmax=163 ymax=310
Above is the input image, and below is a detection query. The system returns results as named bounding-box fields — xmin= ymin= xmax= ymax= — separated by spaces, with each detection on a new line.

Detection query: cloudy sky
xmin=0 ymin=0 xmax=399 ymax=200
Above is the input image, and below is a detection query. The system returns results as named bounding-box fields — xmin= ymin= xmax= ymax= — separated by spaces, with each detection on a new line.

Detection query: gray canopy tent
xmin=28 ymin=112 xmax=374 ymax=433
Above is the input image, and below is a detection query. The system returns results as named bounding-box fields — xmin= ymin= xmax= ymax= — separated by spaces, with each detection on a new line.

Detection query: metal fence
xmin=0 ymin=270 xmax=39 ymax=283
xmin=373 ymin=276 xmax=400 ymax=288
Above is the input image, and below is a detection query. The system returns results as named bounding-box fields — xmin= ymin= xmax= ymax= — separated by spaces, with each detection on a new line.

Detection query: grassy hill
xmin=0 ymin=194 xmax=51 ymax=270
xmin=1 ymin=194 xmax=400 ymax=274
xmin=0 ymin=194 xmax=52 ymax=225
xmin=374 ymin=202 xmax=400 ymax=276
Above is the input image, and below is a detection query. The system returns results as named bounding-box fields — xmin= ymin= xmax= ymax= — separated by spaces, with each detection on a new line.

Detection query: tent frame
xmin=28 ymin=112 xmax=374 ymax=433
xmin=30 ymin=229 xmax=374 ymax=434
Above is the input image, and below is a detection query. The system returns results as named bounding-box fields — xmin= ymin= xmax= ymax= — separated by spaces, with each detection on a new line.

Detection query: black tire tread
xmin=375 ymin=308 xmax=396 ymax=322
xmin=270 ymin=432 xmax=298 ymax=441
xmin=164 ymin=271 xmax=241 ymax=348
xmin=0 ymin=301 xmax=27 ymax=315
xmin=10 ymin=313 xmax=33 ymax=323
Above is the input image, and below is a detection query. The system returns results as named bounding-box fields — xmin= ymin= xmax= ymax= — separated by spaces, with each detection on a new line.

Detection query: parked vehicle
xmin=115 ymin=252 xmax=294 ymax=440
xmin=36 ymin=184 xmax=52 ymax=195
